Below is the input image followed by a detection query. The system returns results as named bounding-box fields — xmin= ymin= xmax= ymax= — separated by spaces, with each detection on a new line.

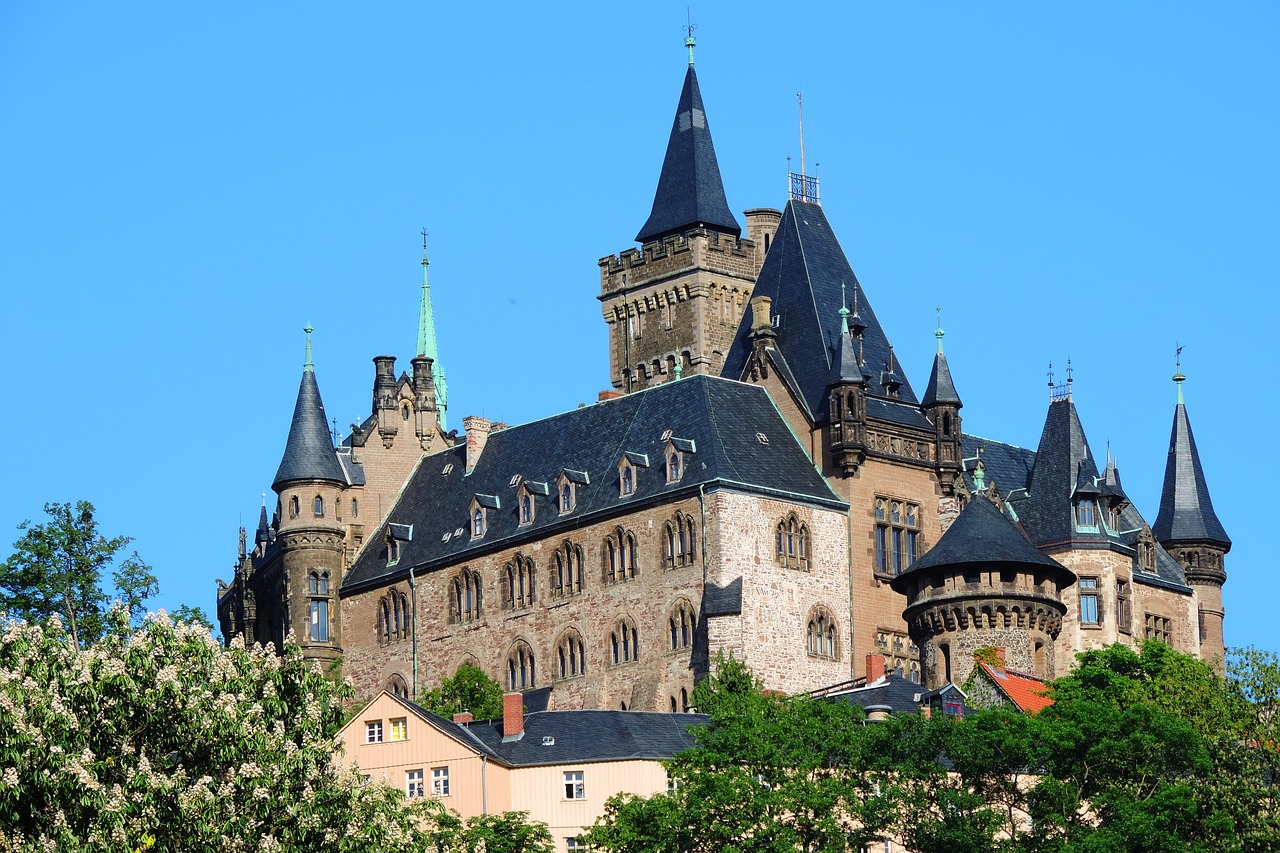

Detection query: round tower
xmin=891 ymin=494 xmax=1075 ymax=687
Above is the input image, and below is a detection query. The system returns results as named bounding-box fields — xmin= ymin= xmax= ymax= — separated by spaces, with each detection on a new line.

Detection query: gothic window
xmin=386 ymin=673 xmax=409 ymax=699
xmin=550 ymin=542 xmax=584 ymax=598
xmin=1079 ymin=578 xmax=1100 ymax=624
xmin=622 ymin=465 xmax=634 ymax=496
xmin=1137 ymin=537 xmax=1157 ymax=573
xmin=806 ymin=606 xmax=838 ymax=659
xmin=450 ymin=569 xmax=482 ymax=623
xmin=288 ymin=495 xmax=300 ymax=519
xmin=472 ymin=508 xmax=485 ymax=538
xmin=668 ymin=601 xmax=695 ymax=651
xmin=506 ymin=641 xmax=536 ymax=691
xmin=351 ymin=498 xmax=359 ymax=518
xmin=504 ymin=555 xmax=535 ymax=609
xmin=1116 ymin=579 xmax=1131 ymax=634
xmin=773 ymin=514 xmax=810 ymax=570
xmin=313 ymin=495 xmax=324 ymax=517
xmin=664 ymin=513 xmax=696 ymax=567
xmin=667 ymin=451 xmax=682 ymax=482
xmin=875 ymin=497 xmax=920 ymax=575
xmin=610 ymin=617 xmax=639 ymax=666
xmin=520 ymin=493 xmax=533 ymax=526
xmin=379 ymin=599 xmax=391 ymax=643
xmin=603 ymin=528 xmax=636 ymax=583
xmin=556 ymin=630 xmax=586 ymax=680
xmin=400 ymin=402 xmax=411 ymax=421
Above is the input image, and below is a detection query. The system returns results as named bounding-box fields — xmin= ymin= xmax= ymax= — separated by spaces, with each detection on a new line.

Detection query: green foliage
xmin=0 ymin=609 xmax=450 ymax=851
xmin=0 ymin=501 xmax=155 ymax=646
xmin=171 ymin=603 xmax=215 ymax=632
xmin=437 ymin=810 xmax=555 ymax=853
xmin=419 ymin=663 xmax=505 ymax=720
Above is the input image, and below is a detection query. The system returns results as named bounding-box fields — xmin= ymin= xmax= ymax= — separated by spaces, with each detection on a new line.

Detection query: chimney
xmin=865 ymin=653 xmax=886 ymax=682
xmin=411 ymin=356 xmax=435 ymax=404
xmin=452 ymin=711 xmax=473 ymax=724
xmin=464 ymin=416 xmax=492 ymax=474
xmin=502 ymin=692 xmax=524 ymax=742
xmin=994 ymin=647 xmax=1006 ymax=667
xmin=749 ymin=296 xmax=774 ymax=339
xmin=598 ymin=390 xmax=623 ymax=402
xmin=372 ymin=356 xmax=397 ymax=410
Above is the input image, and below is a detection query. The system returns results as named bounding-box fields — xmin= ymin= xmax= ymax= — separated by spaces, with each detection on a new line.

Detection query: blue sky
xmin=2 ymin=3 xmax=1276 ymax=655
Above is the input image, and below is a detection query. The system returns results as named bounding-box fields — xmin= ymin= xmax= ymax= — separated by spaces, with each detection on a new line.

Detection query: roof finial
xmin=684 ymin=10 xmax=697 ymax=66
xmin=303 ymin=324 xmax=314 ymax=372
xmin=674 ymin=359 xmax=683 ymax=380
xmin=261 ymin=492 xmax=267 ymax=507
xmin=935 ymin=305 xmax=945 ymax=354
xmin=839 ymin=280 xmax=850 ymax=335
xmin=797 ymin=91 xmax=806 ymax=183
xmin=1173 ymin=342 xmax=1186 ymax=404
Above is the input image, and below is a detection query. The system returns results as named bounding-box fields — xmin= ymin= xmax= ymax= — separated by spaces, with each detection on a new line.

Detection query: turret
xmin=373 ymin=355 xmax=399 ymax=448
xmin=922 ymin=315 xmax=963 ymax=494
xmin=828 ymin=284 xmax=867 ymax=475
xmin=1153 ymin=364 xmax=1230 ymax=665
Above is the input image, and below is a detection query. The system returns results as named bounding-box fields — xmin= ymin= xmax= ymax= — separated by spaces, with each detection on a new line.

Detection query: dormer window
xmin=560 ymin=483 xmax=574 ymax=513
xmin=472 ymin=508 xmax=485 ymax=538
xmin=1076 ymin=499 xmax=1097 ymax=530
xmin=663 ymin=438 xmax=694 ymax=484
xmin=385 ymin=523 xmax=412 ymax=567
xmin=519 ymin=491 xmax=534 ymax=526
xmin=557 ymin=470 xmax=589 ymax=514
xmin=667 ymin=452 xmax=681 ymax=481
xmin=470 ymin=495 xmax=498 ymax=539
xmin=618 ymin=452 xmax=648 ymax=498
xmin=622 ymin=466 xmax=634 ymax=496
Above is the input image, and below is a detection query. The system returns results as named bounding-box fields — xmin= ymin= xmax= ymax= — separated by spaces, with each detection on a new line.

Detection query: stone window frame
xmin=610 ymin=616 xmax=639 ymax=666
xmin=471 ymin=504 xmax=486 ymax=539
xmin=773 ymin=512 xmax=810 ymax=570
xmin=288 ymin=495 xmax=300 ymax=519
xmin=663 ymin=437 xmax=694 ymax=484
xmin=1145 ymin=613 xmax=1172 ymax=644
xmin=1116 ymin=578 xmax=1132 ymax=634
xmin=603 ymin=527 xmax=638 ymax=584
xmin=378 ymin=588 xmax=410 ymax=645
xmin=874 ymin=497 xmax=921 ymax=576
xmin=555 ymin=628 xmax=587 ymax=681
xmin=518 ymin=489 xmax=535 ymax=527
xmin=668 ymin=600 xmax=696 ymax=651
xmin=618 ymin=451 xmax=649 ymax=499
xmin=506 ymin=640 xmax=536 ymax=691
xmin=386 ymin=673 xmax=409 ymax=699
xmin=557 ymin=469 xmax=589 ymax=515
xmin=806 ymin=605 xmax=839 ymax=660
xmin=1078 ymin=577 xmax=1100 ymax=626
xmin=307 ymin=571 xmax=331 ymax=643
xmin=1135 ymin=530 xmax=1158 ymax=573
xmin=664 ymin=513 xmax=697 ymax=568
xmin=313 ymin=494 xmax=325 ymax=518
xmin=550 ymin=541 xmax=584 ymax=599
xmin=449 ymin=568 xmax=483 ymax=624
xmin=504 ymin=554 xmax=536 ymax=610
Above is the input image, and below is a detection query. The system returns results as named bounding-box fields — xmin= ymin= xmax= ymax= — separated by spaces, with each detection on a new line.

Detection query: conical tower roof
xmin=922 ymin=325 xmax=961 ymax=407
xmin=635 ymin=63 xmax=741 ymax=245
xmin=1153 ymin=391 xmax=1230 ymax=549
xmin=273 ymin=329 xmax=345 ymax=491
xmin=1016 ymin=397 xmax=1103 ymax=547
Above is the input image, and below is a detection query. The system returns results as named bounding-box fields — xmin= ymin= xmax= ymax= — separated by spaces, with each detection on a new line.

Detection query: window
xmin=875 ymin=497 xmax=920 ymax=575
xmin=550 ymin=541 xmax=584 ymax=598
xmin=378 ymin=590 xmax=410 ymax=643
xmin=1079 ymin=578 xmax=1099 ymax=625
xmin=964 ymin=569 xmax=982 ymax=585
xmin=611 ymin=618 xmax=639 ymax=665
xmin=622 ymin=465 xmax=634 ymax=496
xmin=401 ymin=402 xmax=411 ymax=421
xmin=507 ymin=642 xmax=536 ymax=691
xmin=379 ymin=599 xmax=391 ymax=643
xmin=806 ymin=606 xmax=838 ymax=659
xmin=664 ymin=513 xmax=696 ymax=568
xmin=520 ymin=493 xmax=533 ymax=525
xmin=680 ymin=687 xmax=689 ymax=712
xmin=351 ymin=497 xmax=358 ymax=518
xmin=472 ymin=508 xmax=485 ymax=538
xmin=1145 ymin=613 xmax=1172 ymax=644
xmin=387 ymin=673 xmax=409 ymax=699
xmin=504 ymin=555 xmax=535 ymax=609
xmin=1137 ymin=537 xmax=1157 ymax=573
xmin=669 ymin=601 xmax=695 ymax=650
xmin=432 ymin=766 xmax=450 ymax=797
xmin=559 ymin=480 xmax=576 ymax=514
xmin=567 ymin=839 xmax=585 ymax=852
xmin=666 ymin=451 xmax=682 ymax=482
xmin=390 ymin=718 xmax=407 ymax=742
xmin=309 ymin=599 xmax=329 ymax=642
xmin=557 ymin=630 xmax=586 ymax=679
xmin=288 ymin=495 xmax=300 ymax=518
xmin=773 ymin=513 xmax=809 ymax=569
xmin=313 ymin=495 xmax=324 ymax=517
xmin=604 ymin=528 xmax=636 ymax=583
xmin=1116 ymin=579 xmax=1131 ymax=634
xmin=563 ymin=770 xmax=585 ymax=800
xmin=387 ymin=535 xmax=401 ymax=566
xmin=450 ymin=569 xmax=483 ymax=623
xmin=406 ymin=769 xmax=424 ymax=798
xmin=1076 ymin=499 xmax=1097 ymax=529
xmin=366 ymin=720 xmax=383 ymax=744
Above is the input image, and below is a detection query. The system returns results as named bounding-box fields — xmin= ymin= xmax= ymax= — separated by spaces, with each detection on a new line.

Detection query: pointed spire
xmin=635 ymin=40 xmax=741 ymax=245
xmin=303 ymin=324 xmax=314 ymax=372
xmin=923 ymin=310 xmax=962 ymax=408
xmin=838 ymin=281 xmax=850 ymax=335
xmin=1153 ymin=364 xmax=1230 ymax=548
xmin=416 ymin=230 xmax=448 ymax=430
xmin=273 ymin=327 xmax=346 ymax=491
xmin=684 ymin=15 xmax=697 ymax=66
xmin=832 ymin=296 xmax=863 ymax=385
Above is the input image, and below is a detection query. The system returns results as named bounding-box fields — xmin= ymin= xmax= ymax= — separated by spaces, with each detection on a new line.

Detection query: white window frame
xmin=365 ymin=720 xmax=383 ymax=744
xmin=563 ymin=770 xmax=585 ymax=800
xmin=406 ymin=768 xmax=424 ymax=798
xmin=389 ymin=717 xmax=407 ymax=742
xmin=432 ymin=766 xmax=450 ymax=797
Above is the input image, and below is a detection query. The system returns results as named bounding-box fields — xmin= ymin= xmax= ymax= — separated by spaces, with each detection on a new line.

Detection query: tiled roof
xmin=342 ymin=375 xmax=845 ymax=594
xmin=895 ymin=492 xmax=1068 ymax=578
xmin=634 ymin=65 xmax=740 ymax=245
xmin=974 ymin=662 xmax=1054 ymax=714
xmin=272 ymin=369 xmax=346 ymax=490
xmin=1153 ymin=402 xmax=1231 ymax=548
xmin=722 ymin=200 xmax=920 ymax=425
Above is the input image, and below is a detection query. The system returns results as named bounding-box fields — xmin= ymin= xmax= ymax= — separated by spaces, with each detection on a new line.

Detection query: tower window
xmin=352 ymin=498 xmax=359 ymax=518
xmin=1079 ymin=577 xmax=1100 ymax=624
xmin=875 ymin=497 xmax=920 ymax=575
xmin=313 ymin=495 xmax=324 ymax=517
xmin=289 ymin=496 xmax=300 ymax=519
xmin=1076 ymin=499 xmax=1097 ymax=530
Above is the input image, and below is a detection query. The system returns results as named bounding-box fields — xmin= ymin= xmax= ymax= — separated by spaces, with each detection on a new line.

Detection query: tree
xmin=436 ymin=810 xmax=555 ymax=853
xmin=0 ymin=609 xmax=451 ymax=851
xmin=419 ymin=663 xmax=505 ymax=720
xmin=0 ymin=501 xmax=155 ymax=646
xmin=171 ymin=603 xmax=215 ymax=632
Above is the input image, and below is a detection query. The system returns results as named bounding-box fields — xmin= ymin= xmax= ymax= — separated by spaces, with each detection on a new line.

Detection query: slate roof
xmin=1153 ymin=402 xmax=1231 ymax=548
xmin=922 ymin=350 xmax=962 ymax=408
xmin=894 ymin=493 xmax=1068 ymax=579
xmin=635 ymin=65 xmax=741 ymax=245
xmin=825 ymin=673 xmax=930 ymax=714
xmin=342 ymin=375 xmax=846 ymax=594
xmin=272 ymin=369 xmax=346 ymax=490
xmin=465 ymin=710 xmax=707 ymax=767
xmin=722 ymin=200 xmax=920 ymax=424
xmin=1015 ymin=399 xmax=1105 ymax=549
xmin=973 ymin=662 xmax=1054 ymax=714
xmin=960 ymin=434 xmax=1036 ymax=496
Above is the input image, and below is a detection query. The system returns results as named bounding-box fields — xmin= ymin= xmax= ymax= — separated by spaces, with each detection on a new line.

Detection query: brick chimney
xmin=994 ymin=647 xmax=1006 ymax=667
xmin=865 ymin=654 xmax=886 ymax=682
xmin=452 ymin=711 xmax=473 ymax=724
xmin=598 ymin=390 xmax=623 ymax=402
xmin=501 ymin=692 xmax=524 ymax=742
xmin=464 ymin=416 xmax=492 ymax=474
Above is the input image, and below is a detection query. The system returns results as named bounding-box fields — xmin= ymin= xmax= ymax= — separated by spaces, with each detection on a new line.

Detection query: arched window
xmin=288 ymin=495 xmax=300 ymax=518
xmin=775 ymin=514 xmax=810 ymax=569
xmin=507 ymin=642 xmax=535 ymax=691
xmin=611 ymin=618 xmax=638 ymax=665
xmin=561 ymin=483 xmax=573 ymax=514
xmin=622 ymin=466 xmax=634 ymax=496
xmin=626 ymin=533 xmax=637 ymax=578
xmin=669 ymin=601 xmax=695 ymax=650
xmin=308 ymin=572 xmax=319 ymax=594
xmin=505 ymin=555 xmax=535 ymax=608
xmin=665 ymin=523 xmax=676 ymax=567
xmin=379 ymin=599 xmax=391 ymax=643
xmin=680 ymin=687 xmax=689 ymax=712
xmin=351 ymin=498 xmax=359 ymax=518
xmin=667 ymin=452 xmax=682 ymax=482
xmin=520 ymin=493 xmax=533 ymax=525
xmin=556 ymin=630 xmax=586 ymax=680
xmin=472 ymin=508 xmax=485 ymax=537
xmin=807 ymin=606 xmax=839 ymax=660
xmin=392 ymin=592 xmax=402 ymax=637
xmin=451 ymin=570 xmax=481 ymax=623
xmin=606 ymin=537 xmax=618 ymax=582
xmin=387 ymin=673 xmax=409 ymax=699
xmin=313 ymin=495 xmax=324 ymax=517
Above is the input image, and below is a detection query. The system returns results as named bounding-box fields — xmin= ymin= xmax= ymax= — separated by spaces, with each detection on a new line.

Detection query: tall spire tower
xmin=417 ymin=229 xmax=448 ymax=430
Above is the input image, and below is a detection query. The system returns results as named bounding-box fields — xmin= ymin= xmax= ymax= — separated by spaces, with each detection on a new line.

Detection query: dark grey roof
xmin=634 ymin=65 xmax=740 ymax=245
xmin=895 ymin=493 xmax=1067 ymax=579
xmin=1153 ymin=402 xmax=1230 ymax=549
xmin=343 ymin=375 xmax=846 ymax=593
xmin=1014 ymin=399 xmax=1104 ymax=549
xmin=1098 ymin=458 xmax=1127 ymax=503
xmin=832 ymin=324 xmax=864 ymax=385
xmin=722 ymin=200 xmax=919 ymax=424
xmin=922 ymin=351 xmax=962 ymax=408
xmin=960 ymin=435 xmax=1035 ymax=495
xmin=466 ymin=710 xmax=706 ymax=768
xmin=703 ymin=576 xmax=742 ymax=616
xmin=826 ymin=673 xmax=928 ymax=714
xmin=272 ymin=369 xmax=345 ymax=490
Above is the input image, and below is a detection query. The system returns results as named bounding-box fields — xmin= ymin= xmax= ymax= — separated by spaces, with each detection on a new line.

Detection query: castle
xmin=217 ymin=40 xmax=1230 ymax=706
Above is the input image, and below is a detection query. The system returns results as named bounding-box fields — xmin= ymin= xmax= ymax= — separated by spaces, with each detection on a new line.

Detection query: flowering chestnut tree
xmin=0 ymin=610 xmax=450 ymax=852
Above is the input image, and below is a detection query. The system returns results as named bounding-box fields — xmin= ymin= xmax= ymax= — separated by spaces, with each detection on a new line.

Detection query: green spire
xmin=417 ymin=231 xmax=448 ymax=429
xmin=1173 ymin=342 xmax=1186 ymax=405
xmin=303 ymin=324 xmax=314 ymax=372
xmin=684 ymin=17 xmax=696 ymax=65
xmin=935 ymin=306 xmax=945 ymax=354
xmin=839 ymin=281 xmax=850 ymax=335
